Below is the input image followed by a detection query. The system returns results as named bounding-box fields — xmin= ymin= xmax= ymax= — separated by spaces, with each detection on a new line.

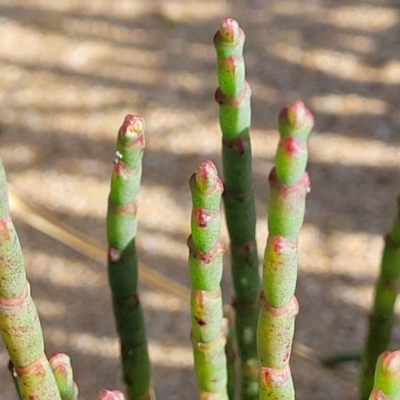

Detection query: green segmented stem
xmin=106 ymin=115 xmax=153 ymax=400
xmin=368 ymin=351 xmax=400 ymax=399
xmin=0 ymin=157 xmax=61 ymax=400
xmin=188 ymin=161 xmax=228 ymax=399
xmin=258 ymin=101 xmax=313 ymax=399
xmin=49 ymin=353 xmax=79 ymax=400
xmin=97 ymin=390 xmax=126 ymax=400
xmin=360 ymin=197 xmax=400 ymax=400
xmin=214 ymin=18 xmax=260 ymax=399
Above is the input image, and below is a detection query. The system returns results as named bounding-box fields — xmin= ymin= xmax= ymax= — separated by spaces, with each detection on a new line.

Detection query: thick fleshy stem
xmin=257 ymin=101 xmax=313 ymax=399
xmin=0 ymin=157 xmax=61 ymax=400
xmin=368 ymin=351 xmax=400 ymax=399
xmin=360 ymin=197 xmax=400 ymax=400
xmin=188 ymin=161 xmax=228 ymax=399
xmin=214 ymin=18 xmax=260 ymax=399
xmin=49 ymin=353 xmax=79 ymax=400
xmin=106 ymin=115 xmax=154 ymax=400
xmin=10 ymin=353 xmax=79 ymax=400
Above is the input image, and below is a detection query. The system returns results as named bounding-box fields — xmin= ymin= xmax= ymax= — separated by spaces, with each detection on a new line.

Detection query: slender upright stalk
xmin=0 ymin=157 xmax=61 ymax=400
xmin=257 ymin=101 xmax=313 ymax=399
xmin=360 ymin=196 xmax=400 ymax=400
xmin=106 ymin=115 xmax=153 ymax=400
xmin=188 ymin=161 xmax=228 ymax=399
xmin=214 ymin=18 xmax=260 ymax=399
xmin=368 ymin=351 xmax=400 ymax=399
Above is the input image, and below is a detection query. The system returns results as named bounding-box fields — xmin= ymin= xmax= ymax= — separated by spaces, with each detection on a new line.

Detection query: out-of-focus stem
xmin=222 ymin=305 xmax=236 ymax=400
xmin=360 ymin=197 xmax=400 ymax=400
xmin=214 ymin=18 xmax=260 ymax=399
xmin=106 ymin=115 xmax=153 ymax=400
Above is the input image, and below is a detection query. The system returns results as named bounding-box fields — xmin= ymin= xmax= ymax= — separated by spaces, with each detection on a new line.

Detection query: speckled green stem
xmin=368 ymin=351 xmax=400 ymax=399
xmin=49 ymin=353 xmax=79 ymax=400
xmin=258 ymin=101 xmax=313 ymax=399
xmin=188 ymin=161 xmax=228 ymax=399
xmin=360 ymin=197 xmax=400 ymax=400
xmin=0 ymin=157 xmax=61 ymax=400
xmin=106 ymin=115 xmax=153 ymax=400
xmin=214 ymin=18 xmax=260 ymax=399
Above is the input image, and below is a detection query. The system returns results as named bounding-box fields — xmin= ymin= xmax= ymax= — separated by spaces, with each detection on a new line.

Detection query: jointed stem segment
xmin=188 ymin=161 xmax=228 ymax=399
xmin=214 ymin=18 xmax=260 ymax=399
xmin=0 ymin=158 xmax=61 ymax=400
xmin=368 ymin=351 xmax=400 ymax=399
xmin=106 ymin=115 xmax=153 ymax=400
xmin=258 ymin=101 xmax=313 ymax=399
xmin=49 ymin=353 xmax=79 ymax=400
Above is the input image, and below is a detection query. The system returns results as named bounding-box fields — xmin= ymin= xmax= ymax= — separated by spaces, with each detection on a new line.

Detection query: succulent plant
xmin=1 ymin=16 xmax=399 ymax=400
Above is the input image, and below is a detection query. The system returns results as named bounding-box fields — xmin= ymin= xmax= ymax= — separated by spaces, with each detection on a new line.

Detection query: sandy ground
xmin=0 ymin=0 xmax=400 ymax=399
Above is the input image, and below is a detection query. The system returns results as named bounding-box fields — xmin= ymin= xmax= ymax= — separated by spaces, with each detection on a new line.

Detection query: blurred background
xmin=0 ymin=0 xmax=400 ymax=398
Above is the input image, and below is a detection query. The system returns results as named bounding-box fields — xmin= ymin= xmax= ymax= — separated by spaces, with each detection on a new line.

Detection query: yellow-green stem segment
xmin=368 ymin=351 xmax=400 ymax=399
xmin=0 ymin=157 xmax=61 ymax=400
xmin=49 ymin=353 xmax=79 ymax=400
xmin=188 ymin=161 xmax=228 ymax=399
xmin=257 ymin=101 xmax=313 ymax=399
